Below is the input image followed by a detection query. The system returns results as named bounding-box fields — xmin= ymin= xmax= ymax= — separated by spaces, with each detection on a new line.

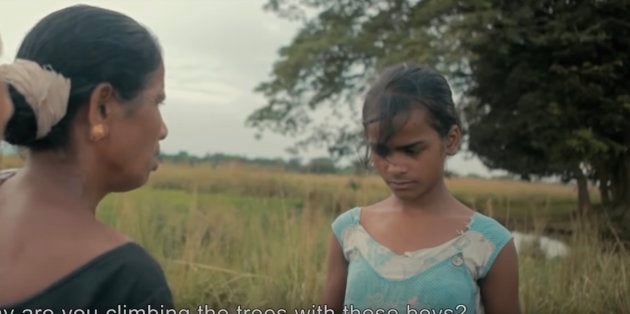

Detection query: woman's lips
xmin=151 ymin=149 xmax=160 ymax=171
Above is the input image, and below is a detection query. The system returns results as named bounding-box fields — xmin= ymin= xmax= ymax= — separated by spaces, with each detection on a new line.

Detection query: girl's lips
xmin=388 ymin=180 xmax=416 ymax=189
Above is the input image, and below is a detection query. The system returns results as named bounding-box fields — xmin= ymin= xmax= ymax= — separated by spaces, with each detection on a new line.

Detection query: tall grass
xmin=2 ymin=156 xmax=625 ymax=312
xmin=99 ymin=186 xmax=330 ymax=309
xmin=95 ymin=161 xmax=627 ymax=312
xmin=519 ymin=215 xmax=629 ymax=313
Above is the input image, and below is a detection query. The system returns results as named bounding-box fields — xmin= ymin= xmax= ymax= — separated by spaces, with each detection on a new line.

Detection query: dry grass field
xmin=1 ymin=156 xmax=627 ymax=313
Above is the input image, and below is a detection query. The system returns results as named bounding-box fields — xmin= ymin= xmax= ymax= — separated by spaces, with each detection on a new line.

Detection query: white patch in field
xmin=512 ymin=231 xmax=570 ymax=259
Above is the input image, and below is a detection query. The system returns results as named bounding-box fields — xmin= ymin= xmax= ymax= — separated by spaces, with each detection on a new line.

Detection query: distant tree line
xmin=160 ymin=151 xmax=473 ymax=177
xmin=159 ymin=151 xmax=351 ymax=174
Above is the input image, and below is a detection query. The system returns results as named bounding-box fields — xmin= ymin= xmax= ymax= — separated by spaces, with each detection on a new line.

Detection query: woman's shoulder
xmin=65 ymin=241 xmax=164 ymax=280
xmin=2 ymin=242 xmax=172 ymax=310
xmin=106 ymin=242 xmax=167 ymax=278
xmin=95 ymin=242 xmax=173 ymax=306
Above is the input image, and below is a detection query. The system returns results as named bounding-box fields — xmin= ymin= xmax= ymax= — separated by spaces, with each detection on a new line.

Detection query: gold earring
xmin=90 ymin=124 xmax=107 ymax=141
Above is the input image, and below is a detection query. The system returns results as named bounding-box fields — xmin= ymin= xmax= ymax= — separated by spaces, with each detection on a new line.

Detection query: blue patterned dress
xmin=332 ymin=207 xmax=512 ymax=314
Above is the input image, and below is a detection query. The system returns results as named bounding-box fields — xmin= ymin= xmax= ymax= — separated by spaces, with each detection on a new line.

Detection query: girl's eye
xmin=372 ymin=144 xmax=390 ymax=158
xmin=403 ymin=146 xmax=423 ymax=156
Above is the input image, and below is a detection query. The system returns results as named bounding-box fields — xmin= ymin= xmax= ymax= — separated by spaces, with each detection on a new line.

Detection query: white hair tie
xmin=0 ymin=58 xmax=71 ymax=139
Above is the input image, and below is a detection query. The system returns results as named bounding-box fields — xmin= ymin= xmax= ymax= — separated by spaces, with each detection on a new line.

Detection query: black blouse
xmin=0 ymin=242 xmax=174 ymax=311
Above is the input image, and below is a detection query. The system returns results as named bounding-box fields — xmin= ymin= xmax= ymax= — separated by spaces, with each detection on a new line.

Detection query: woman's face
xmin=98 ymin=63 xmax=168 ymax=192
xmin=0 ymin=82 xmax=13 ymax=140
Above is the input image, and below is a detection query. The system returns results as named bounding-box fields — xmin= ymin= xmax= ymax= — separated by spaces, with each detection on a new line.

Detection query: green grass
xmin=90 ymin=161 xmax=630 ymax=312
xmin=5 ymin=156 xmax=622 ymax=313
xmin=519 ymin=218 xmax=629 ymax=313
xmin=98 ymin=186 xmax=329 ymax=309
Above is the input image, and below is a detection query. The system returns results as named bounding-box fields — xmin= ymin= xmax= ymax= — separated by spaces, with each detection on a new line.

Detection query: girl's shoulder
xmin=468 ymin=211 xmax=512 ymax=243
xmin=465 ymin=211 xmax=513 ymax=278
xmin=331 ymin=207 xmax=361 ymax=231
xmin=330 ymin=207 xmax=362 ymax=247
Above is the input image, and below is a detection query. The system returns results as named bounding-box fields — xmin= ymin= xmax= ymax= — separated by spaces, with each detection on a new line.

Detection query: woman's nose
xmin=159 ymin=118 xmax=168 ymax=140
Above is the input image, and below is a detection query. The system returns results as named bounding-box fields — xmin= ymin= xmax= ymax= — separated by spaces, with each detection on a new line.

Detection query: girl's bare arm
xmin=480 ymin=239 xmax=521 ymax=314
xmin=322 ymin=235 xmax=348 ymax=312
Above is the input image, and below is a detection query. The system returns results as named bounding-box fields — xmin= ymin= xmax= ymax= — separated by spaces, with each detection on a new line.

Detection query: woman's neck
xmin=16 ymin=149 xmax=105 ymax=215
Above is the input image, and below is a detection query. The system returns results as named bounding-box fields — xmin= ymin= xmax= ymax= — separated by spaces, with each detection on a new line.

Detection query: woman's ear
xmin=86 ymin=83 xmax=115 ymax=141
xmin=445 ymin=125 xmax=461 ymax=156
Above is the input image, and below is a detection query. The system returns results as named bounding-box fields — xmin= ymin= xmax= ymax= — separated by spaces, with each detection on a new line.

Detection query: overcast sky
xmin=0 ymin=0 xmax=502 ymax=177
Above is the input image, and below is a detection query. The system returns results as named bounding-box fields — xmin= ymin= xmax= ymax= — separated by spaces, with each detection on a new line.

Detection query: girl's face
xmin=366 ymin=107 xmax=459 ymax=202
xmin=0 ymin=82 xmax=13 ymax=140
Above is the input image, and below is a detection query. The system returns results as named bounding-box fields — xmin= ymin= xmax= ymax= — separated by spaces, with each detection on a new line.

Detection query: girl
xmin=323 ymin=64 xmax=520 ymax=314
xmin=0 ymin=5 xmax=172 ymax=309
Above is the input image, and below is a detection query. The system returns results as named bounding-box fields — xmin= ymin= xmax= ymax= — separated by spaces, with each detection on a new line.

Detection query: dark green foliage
xmin=459 ymin=0 xmax=630 ymax=220
xmin=247 ymin=0 xmax=457 ymax=158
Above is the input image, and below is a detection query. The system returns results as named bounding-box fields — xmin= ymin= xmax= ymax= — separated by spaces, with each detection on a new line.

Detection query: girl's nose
xmin=384 ymin=154 xmax=408 ymax=174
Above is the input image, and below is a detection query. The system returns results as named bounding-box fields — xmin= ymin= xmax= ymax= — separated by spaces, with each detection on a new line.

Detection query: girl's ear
xmin=445 ymin=125 xmax=461 ymax=156
xmin=86 ymin=83 xmax=116 ymax=141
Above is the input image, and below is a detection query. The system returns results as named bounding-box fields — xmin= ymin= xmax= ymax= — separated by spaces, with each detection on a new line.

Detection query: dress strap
xmin=331 ymin=207 xmax=361 ymax=249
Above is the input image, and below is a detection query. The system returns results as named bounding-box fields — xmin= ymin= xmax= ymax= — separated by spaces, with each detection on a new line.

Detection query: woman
xmin=0 ymin=5 xmax=173 ymax=309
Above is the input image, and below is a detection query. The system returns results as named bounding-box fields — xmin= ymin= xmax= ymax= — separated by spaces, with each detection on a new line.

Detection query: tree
xmin=249 ymin=0 xmax=630 ymax=233
xmin=247 ymin=0 xmax=460 ymax=159
xmin=307 ymin=157 xmax=337 ymax=173
xmin=458 ymin=1 xmax=630 ymax=221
